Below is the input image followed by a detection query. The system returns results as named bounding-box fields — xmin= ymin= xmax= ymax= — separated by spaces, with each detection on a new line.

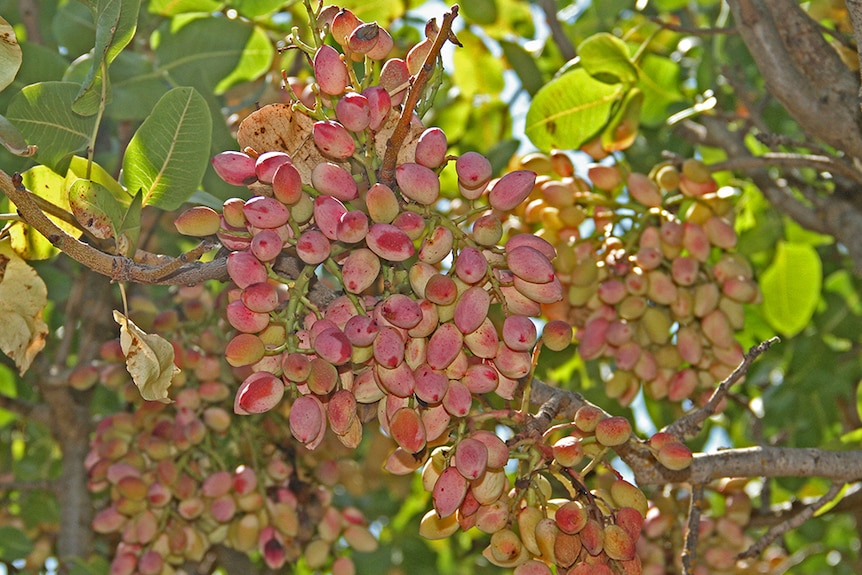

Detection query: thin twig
xmin=681 ymin=484 xmax=705 ymax=575
xmin=739 ymin=482 xmax=845 ymax=559
xmin=664 ymin=337 xmax=779 ymax=439
xmin=538 ymin=0 xmax=576 ymax=61
xmin=379 ymin=7 xmax=459 ymax=188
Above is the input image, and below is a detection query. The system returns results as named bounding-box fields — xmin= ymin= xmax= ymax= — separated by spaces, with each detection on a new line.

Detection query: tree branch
xmin=664 ymin=337 xmax=779 ymax=439
xmin=538 ymin=0 xmax=577 ymax=62
xmin=681 ymin=484 xmax=705 ymax=575
xmin=379 ymin=7 xmax=459 ymax=188
xmin=728 ymin=0 xmax=862 ymax=160
xmin=740 ymin=482 xmax=845 ymax=559
xmin=1 ymin=170 xmax=228 ymax=286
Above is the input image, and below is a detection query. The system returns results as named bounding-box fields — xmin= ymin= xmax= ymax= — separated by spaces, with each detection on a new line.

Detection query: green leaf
xmin=525 ymin=68 xmax=624 ymax=152
xmin=856 ymin=382 xmax=862 ymax=430
xmin=500 ymin=40 xmax=543 ymax=96
xmin=154 ymin=16 xmax=274 ymax=95
xmin=335 ymin=0 xmax=405 ymax=22
xmin=123 ymin=87 xmax=212 ymax=210
xmin=0 ymin=42 xmax=70 ymax=112
xmin=636 ymin=53 xmax=685 ymax=126
xmin=0 ymin=16 xmax=22 ymax=92
xmin=0 ymin=114 xmax=36 ymax=156
xmin=578 ymin=33 xmax=638 ymax=85
xmin=116 ymin=191 xmax=142 ymax=257
xmin=0 ymin=363 xmax=17 ymax=427
xmin=6 ymin=82 xmax=97 ymax=175
xmin=68 ymin=179 xmax=125 ymax=240
xmin=452 ymin=30 xmax=505 ymax=98
xmin=51 ymin=2 xmax=97 ymax=60
xmin=8 ymin=166 xmax=85 ymax=260
xmin=228 ymin=0 xmax=289 ymax=18
xmin=73 ymin=0 xmax=141 ymax=115
xmin=760 ymin=241 xmax=822 ymax=337
xmin=460 ymin=0 xmax=498 ymax=25
xmin=66 ymin=156 xmax=128 ymax=205
xmin=214 ymin=24 xmax=274 ymax=94
xmin=149 ymin=0 xmax=222 ymax=16
xmin=107 ymin=52 xmax=171 ymax=121
xmin=0 ymin=526 xmax=32 ymax=561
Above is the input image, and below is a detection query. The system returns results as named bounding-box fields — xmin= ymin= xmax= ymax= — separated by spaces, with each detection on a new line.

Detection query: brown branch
xmin=728 ymin=0 xmax=862 ymax=160
xmin=681 ymin=484 xmax=705 ymax=575
xmin=538 ymin=0 xmax=576 ymax=61
xmin=664 ymin=337 xmax=779 ymax=439
xmin=649 ymin=16 xmax=736 ymax=36
xmin=845 ymin=0 xmax=862 ymax=89
xmin=710 ymin=153 xmax=862 ymax=185
xmin=0 ymin=394 xmax=50 ymax=426
xmin=379 ymin=7 xmax=459 ymax=188
xmin=1 ymin=170 xmax=228 ymax=286
xmin=678 ymin=116 xmax=862 ymax=276
xmin=626 ymin=446 xmax=862 ymax=486
xmin=739 ymin=482 xmax=845 ymax=559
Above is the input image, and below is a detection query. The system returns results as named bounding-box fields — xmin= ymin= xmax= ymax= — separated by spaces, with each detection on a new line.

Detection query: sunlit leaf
xmin=0 ymin=241 xmax=49 ymax=375
xmin=149 ymin=0 xmax=221 ymax=16
xmin=452 ymin=30 xmax=505 ymax=98
xmin=214 ymin=24 xmax=274 ymax=94
xmin=636 ymin=53 xmax=684 ymax=126
xmin=228 ymin=0 xmax=288 ymax=18
xmin=460 ymin=0 xmax=498 ymax=25
xmin=116 ymin=191 xmax=142 ymax=257
xmin=525 ymin=68 xmax=623 ymax=152
xmin=601 ymin=88 xmax=643 ymax=152
xmin=74 ymin=0 xmax=141 ymax=115
xmin=6 ymin=82 xmax=97 ymax=175
xmin=113 ymin=310 xmax=179 ymax=403
xmin=9 ymin=166 xmax=84 ymax=260
xmin=0 ymin=16 xmax=22 ymax=93
xmin=760 ymin=241 xmax=822 ymax=337
xmin=122 ymin=87 xmax=212 ymax=210
xmin=327 ymin=0 xmax=405 ymax=22
xmin=578 ymin=33 xmax=638 ymax=85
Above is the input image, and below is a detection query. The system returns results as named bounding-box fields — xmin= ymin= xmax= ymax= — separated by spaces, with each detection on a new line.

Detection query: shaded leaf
xmin=106 ymin=52 xmax=171 ymax=121
xmin=68 ymin=178 xmax=125 ymax=240
xmin=228 ymin=0 xmax=288 ymax=18
xmin=578 ymin=33 xmax=638 ymax=85
xmin=0 ymin=114 xmax=37 ymax=156
xmin=525 ymin=68 xmax=623 ymax=152
xmin=500 ymin=40 xmax=543 ymax=96
xmin=122 ymin=87 xmax=212 ymax=210
xmin=113 ymin=310 xmax=179 ymax=403
xmin=0 ymin=241 xmax=48 ymax=375
xmin=0 ymin=16 xmax=22 ymax=92
xmin=154 ymin=16 xmax=273 ymax=95
xmin=760 ymin=241 xmax=822 ymax=337
xmin=51 ymin=2 xmax=96 ymax=60
xmin=0 ymin=526 xmax=32 ymax=561
xmin=460 ymin=0 xmax=498 ymax=25
xmin=6 ymin=82 xmax=97 ymax=175
xmin=116 ymin=190 xmax=142 ymax=257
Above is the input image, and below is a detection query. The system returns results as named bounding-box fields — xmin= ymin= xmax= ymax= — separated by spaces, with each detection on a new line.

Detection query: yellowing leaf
xmin=113 ymin=310 xmax=179 ymax=403
xmin=0 ymin=241 xmax=48 ymax=374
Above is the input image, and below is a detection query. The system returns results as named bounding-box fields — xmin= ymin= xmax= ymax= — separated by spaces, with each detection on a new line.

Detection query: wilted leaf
xmin=0 ymin=16 xmax=22 ymax=93
xmin=113 ymin=310 xmax=179 ymax=403
xmin=0 ymin=241 xmax=48 ymax=375
xmin=68 ymin=178 xmax=125 ymax=239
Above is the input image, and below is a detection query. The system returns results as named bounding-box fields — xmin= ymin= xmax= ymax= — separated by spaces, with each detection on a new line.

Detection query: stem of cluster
xmin=379 ymin=6 xmax=460 ymax=188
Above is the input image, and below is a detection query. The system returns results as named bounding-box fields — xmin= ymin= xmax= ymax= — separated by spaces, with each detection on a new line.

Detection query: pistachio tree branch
xmin=1 ymin=170 xmax=228 ymax=286
xmin=664 ymin=337 xmax=779 ymax=439
xmin=728 ymin=0 xmax=862 ymax=160
xmin=379 ymin=6 xmax=459 ymax=188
